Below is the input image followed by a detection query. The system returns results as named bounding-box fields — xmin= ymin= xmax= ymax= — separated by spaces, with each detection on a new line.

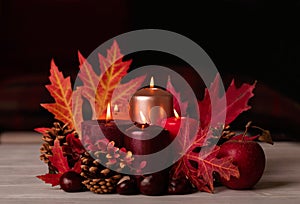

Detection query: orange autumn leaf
xmin=111 ymin=75 xmax=146 ymax=107
xmin=41 ymin=60 xmax=77 ymax=129
xmin=72 ymin=87 xmax=84 ymax=132
xmin=78 ymin=40 xmax=145 ymax=119
xmin=96 ymin=41 xmax=132 ymax=118
xmin=77 ymin=51 xmax=99 ymax=119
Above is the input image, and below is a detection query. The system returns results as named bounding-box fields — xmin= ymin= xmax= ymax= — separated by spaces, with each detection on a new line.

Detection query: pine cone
xmin=39 ymin=122 xmax=75 ymax=173
xmin=81 ymin=151 xmax=122 ymax=194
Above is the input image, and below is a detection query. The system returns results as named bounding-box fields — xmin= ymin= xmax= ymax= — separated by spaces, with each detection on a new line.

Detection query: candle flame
xmin=139 ymin=111 xmax=148 ymax=124
xmin=174 ymin=109 xmax=180 ymax=119
xmin=106 ymin=103 xmax=112 ymax=121
xmin=150 ymin=76 xmax=154 ymax=88
xmin=113 ymin=104 xmax=119 ymax=112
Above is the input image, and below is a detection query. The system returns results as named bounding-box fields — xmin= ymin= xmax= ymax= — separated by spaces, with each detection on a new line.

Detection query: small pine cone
xmin=81 ymin=152 xmax=122 ymax=194
xmin=39 ymin=122 xmax=75 ymax=173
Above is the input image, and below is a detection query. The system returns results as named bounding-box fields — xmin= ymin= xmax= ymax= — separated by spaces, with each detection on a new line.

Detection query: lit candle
xmin=112 ymin=104 xmax=131 ymax=121
xmin=81 ymin=103 xmax=131 ymax=148
xmin=162 ymin=109 xmax=199 ymax=155
xmin=124 ymin=111 xmax=171 ymax=155
xmin=129 ymin=77 xmax=173 ymax=125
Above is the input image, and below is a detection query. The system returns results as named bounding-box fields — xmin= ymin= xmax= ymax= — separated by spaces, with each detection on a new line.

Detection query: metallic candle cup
xmin=129 ymin=87 xmax=173 ymax=125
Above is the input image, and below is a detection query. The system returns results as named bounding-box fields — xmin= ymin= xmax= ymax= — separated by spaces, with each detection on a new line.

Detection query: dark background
xmin=1 ymin=0 xmax=300 ymax=140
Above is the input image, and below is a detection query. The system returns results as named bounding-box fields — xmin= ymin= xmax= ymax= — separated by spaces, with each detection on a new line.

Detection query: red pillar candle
xmin=161 ymin=110 xmax=199 ymax=156
xmin=124 ymin=124 xmax=171 ymax=155
xmin=81 ymin=104 xmax=131 ymax=148
xmin=162 ymin=110 xmax=199 ymax=139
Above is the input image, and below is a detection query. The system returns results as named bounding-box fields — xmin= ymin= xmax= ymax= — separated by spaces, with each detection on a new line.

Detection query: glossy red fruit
xmin=168 ymin=176 xmax=195 ymax=195
xmin=218 ymin=140 xmax=266 ymax=189
xmin=138 ymin=172 xmax=168 ymax=196
xmin=116 ymin=176 xmax=139 ymax=195
xmin=59 ymin=171 xmax=83 ymax=192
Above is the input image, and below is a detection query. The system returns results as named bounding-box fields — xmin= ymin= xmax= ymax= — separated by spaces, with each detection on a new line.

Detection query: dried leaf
xmin=41 ymin=60 xmax=75 ymax=129
xmin=252 ymin=126 xmax=273 ymax=145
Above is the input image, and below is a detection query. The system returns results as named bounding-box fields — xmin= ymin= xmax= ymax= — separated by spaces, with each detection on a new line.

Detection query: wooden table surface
xmin=0 ymin=133 xmax=299 ymax=204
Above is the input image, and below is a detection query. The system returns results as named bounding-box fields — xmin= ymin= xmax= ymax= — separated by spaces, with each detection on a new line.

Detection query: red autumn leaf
xmin=198 ymin=74 xmax=256 ymax=129
xmin=66 ymin=133 xmax=85 ymax=155
xmin=72 ymin=159 xmax=82 ymax=174
xmin=172 ymin=73 xmax=258 ymax=193
xmin=49 ymin=139 xmax=70 ymax=173
xmin=36 ymin=139 xmax=81 ymax=186
xmin=224 ymin=80 xmax=256 ymax=124
xmin=34 ymin=127 xmax=50 ymax=135
xmin=173 ymin=144 xmax=239 ymax=193
xmin=166 ymin=77 xmax=188 ymax=116
xmin=186 ymin=146 xmax=239 ymax=192
xmin=36 ymin=173 xmax=62 ymax=187
xmin=41 ymin=60 xmax=78 ymax=130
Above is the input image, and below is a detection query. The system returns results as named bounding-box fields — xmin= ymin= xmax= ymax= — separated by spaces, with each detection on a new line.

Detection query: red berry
xmin=59 ymin=171 xmax=84 ymax=192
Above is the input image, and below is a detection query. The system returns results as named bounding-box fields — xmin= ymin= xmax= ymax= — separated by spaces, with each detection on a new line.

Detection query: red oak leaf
xmin=173 ymin=144 xmax=239 ymax=193
xmin=198 ymin=74 xmax=256 ymax=129
xmin=225 ymin=79 xmax=256 ymax=124
xmin=172 ymin=73 xmax=257 ymax=193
